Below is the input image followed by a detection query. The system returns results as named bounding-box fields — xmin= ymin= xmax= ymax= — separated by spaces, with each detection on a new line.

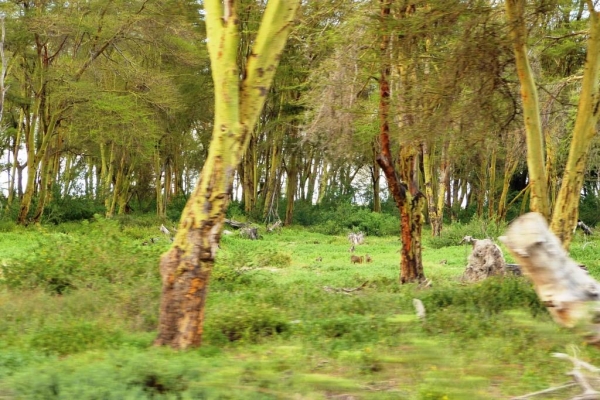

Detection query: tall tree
xmin=550 ymin=1 xmax=600 ymax=248
xmin=155 ymin=0 xmax=300 ymax=349
xmin=504 ymin=0 xmax=550 ymax=218
xmin=377 ymin=0 xmax=425 ymax=284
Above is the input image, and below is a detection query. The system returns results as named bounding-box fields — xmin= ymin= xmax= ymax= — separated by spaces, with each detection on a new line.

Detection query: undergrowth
xmin=0 ymin=216 xmax=598 ymax=399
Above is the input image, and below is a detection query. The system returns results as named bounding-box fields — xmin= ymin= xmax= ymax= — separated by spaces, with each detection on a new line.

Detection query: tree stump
xmin=500 ymin=212 xmax=600 ymax=344
xmin=461 ymin=238 xmax=507 ymax=282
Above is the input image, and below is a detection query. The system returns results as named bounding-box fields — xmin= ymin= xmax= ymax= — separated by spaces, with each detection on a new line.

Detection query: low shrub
xmin=0 ymin=233 xmax=160 ymax=294
xmin=426 ymin=217 xmax=507 ymax=249
xmin=30 ymin=322 xmax=123 ymax=356
xmin=204 ymin=304 xmax=291 ymax=344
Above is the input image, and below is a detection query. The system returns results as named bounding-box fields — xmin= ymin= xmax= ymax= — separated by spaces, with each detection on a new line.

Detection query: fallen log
xmin=500 ymin=212 xmax=600 ymax=344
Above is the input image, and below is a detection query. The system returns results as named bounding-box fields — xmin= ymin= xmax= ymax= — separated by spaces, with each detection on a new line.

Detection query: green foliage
xmin=293 ymin=203 xmax=399 ymax=236
xmin=44 ymin=196 xmax=105 ymax=224
xmin=426 ymin=217 xmax=507 ymax=249
xmin=0 ymin=215 xmax=598 ymax=399
xmin=0 ymin=223 xmax=161 ymax=294
xmin=579 ymin=192 xmax=600 ymax=227
xmin=205 ymin=304 xmax=291 ymax=344
xmin=421 ymin=277 xmax=546 ymax=316
xmin=30 ymin=322 xmax=123 ymax=356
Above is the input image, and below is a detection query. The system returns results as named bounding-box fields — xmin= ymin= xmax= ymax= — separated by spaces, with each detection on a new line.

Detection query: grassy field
xmin=1 ymin=216 xmax=600 ymax=399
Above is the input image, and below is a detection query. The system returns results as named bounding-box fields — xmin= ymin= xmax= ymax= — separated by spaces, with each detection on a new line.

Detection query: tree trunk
xmin=155 ymin=149 xmax=165 ymax=218
xmin=434 ymin=141 xmax=450 ymax=235
xmin=155 ymin=0 xmax=299 ymax=349
xmin=505 ymin=0 xmax=550 ymax=218
xmin=422 ymin=140 xmax=438 ymax=235
xmin=242 ymin=132 xmax=257 ymax=214
xmin=284 ymin=147 xmax=298 ymax=226
xmin=372 ymin=138 xmax=382 ymax=213
xmin=550 ymin=3 xmax=600 ymax=249
xmin=501 ymin=212 xmax=600 ymax=344
xmin=317 ymin=161 xmax=329 ymax=205
xmin=377 ymin=0 xmax=425 ymax=284
xmin=487 ymin=148 xmax=497 ymax=220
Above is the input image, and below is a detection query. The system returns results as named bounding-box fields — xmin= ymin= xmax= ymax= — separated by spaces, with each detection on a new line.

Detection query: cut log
xmin=500 ymin=212 xmax=600 ymax=343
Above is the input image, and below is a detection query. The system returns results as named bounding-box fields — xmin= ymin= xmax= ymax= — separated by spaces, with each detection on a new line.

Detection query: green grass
xmin=0 ymin=218 xmax=599 ymax=399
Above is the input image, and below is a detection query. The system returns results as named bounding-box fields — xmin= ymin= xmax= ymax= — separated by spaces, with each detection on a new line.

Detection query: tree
xmin=154 ymin=0 xmax=300 ymax=349
xmin=504 ymin=0 xmax=551 ymax=219
xmin=376 ymin=0 xmax=425 ymax=284
xmin=550 ymin=1 xmax=600 ymax=248
xmin=504 ymin=0 xmax=600 ymax=248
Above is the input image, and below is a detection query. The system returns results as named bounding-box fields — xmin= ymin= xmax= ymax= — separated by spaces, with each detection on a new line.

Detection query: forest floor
xmin=1 ymin=216 xmax=600 ymax=399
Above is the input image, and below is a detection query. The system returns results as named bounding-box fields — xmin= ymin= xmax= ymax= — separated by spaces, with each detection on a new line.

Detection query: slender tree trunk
xmin=317 ymin=161 xmax=329 ymax=205
xmin=505 ymin=0 xmax=550 ymax=218
xmin=550 ymin=3 xmax=600 ymax=248
xmin=262 ymin=129 xmax=283 ymax=220
xmin=6 ymin=109 xmax=24 ymax=209
xmin=155 ymin=149 xmax=165 ymax=218
xmin=422 ymin=140 xmax=438 ymax=235
xmin=155 ymin=0 xmax=299 ymax=349
xmin=306 ymin=152 xmax=320 ymax=205
xmin=434 ymin=141 xmax=450 ymax=234
xmin=284 ymin=147 xmax=298 ymax=226
xmin=487 ymin=148 xmax=497 ymax=220
xmin=372 ymin=138 xmax=381 ymax=213
xmin=242 ymin=132 xmax=257 ymax=214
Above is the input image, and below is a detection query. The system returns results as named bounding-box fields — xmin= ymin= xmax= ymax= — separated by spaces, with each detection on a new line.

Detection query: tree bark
xmin=377 ymin=0 xmax=425 ymax=284
xmin=505 ymin=0 xmax=550 ymax=218
xmin=284 ymin=146 xmax=298 ymax=226
xmin=501 ymin=212 xmax=600 ymax=344
xmin=550 ymin=2 xmax=600 ymax=249
xmin=155 ymin=0 xmax=299 ymax=349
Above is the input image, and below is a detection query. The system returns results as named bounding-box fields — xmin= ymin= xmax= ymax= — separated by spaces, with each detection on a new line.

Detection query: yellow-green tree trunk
xmin=505 ymin=0 xmax=550 ymax=218
xmin=155 ymin=0 xmax=299 ymax=349
xmin=550 ymin=3 xmax=600 ymax=248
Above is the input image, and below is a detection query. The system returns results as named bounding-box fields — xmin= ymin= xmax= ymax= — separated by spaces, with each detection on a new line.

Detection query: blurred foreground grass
xmin=0 ymin=217 xmax=599 ymax=399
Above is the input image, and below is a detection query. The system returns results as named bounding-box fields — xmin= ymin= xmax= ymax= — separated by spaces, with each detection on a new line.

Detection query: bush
xmin=426 ymin=217 xmax=507 ymax=249
xmin=420 ymin=277 xmax=545 ymax=316
xmin=30 ymin=322 xmax=123 ymax=356
xmin=44 ymin=196 xmax=105 ymax=224
xmin=205 ymin=304 xmax=291 ymax=344
xmin=0 ymin=231 xmax=160 ymax=294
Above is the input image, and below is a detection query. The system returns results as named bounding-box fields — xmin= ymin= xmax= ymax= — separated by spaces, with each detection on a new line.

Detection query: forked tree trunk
xmin=501 ymin=212 xmax=600 ymax=344
xmin=377 ymin=0 xmax=425 ymax=284
xmin=155 ymin=0 xmax=299 ymax=349
xmin=550 ymin=3 xmax=600 ymax=249
xmin=505 ymin=0 xmax=550 ymax=218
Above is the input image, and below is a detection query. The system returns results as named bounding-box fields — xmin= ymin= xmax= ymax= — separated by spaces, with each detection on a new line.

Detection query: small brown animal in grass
xmin=315 ymin=257 xmax=323 ymax=262
xmin=350 ymin=255 xmax=364 ymax=264
xmin=365 ymin=254 xmax=372 ymax=263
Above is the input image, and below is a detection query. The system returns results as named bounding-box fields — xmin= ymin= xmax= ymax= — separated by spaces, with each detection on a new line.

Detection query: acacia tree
xmin=505 ymin=0 xmax=600 ymax=248
xmin=550 ymin=1 xmax=600 ymax=247
xmin=377 ymin=0 xmax=425 ymax=284
xmin=155 ymin=0 xmax=300 ymax=349
xmin=504 ymin=0 xmax=551 ymax=219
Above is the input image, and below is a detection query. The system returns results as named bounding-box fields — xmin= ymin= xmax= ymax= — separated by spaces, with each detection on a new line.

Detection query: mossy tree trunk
xmin=155 ymin=0 xmax=299 ymax=350
xmin=550 ymin=2 xmax=600 ymax=249
xmin=505 ymin=0 xmax=550 ymax=219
